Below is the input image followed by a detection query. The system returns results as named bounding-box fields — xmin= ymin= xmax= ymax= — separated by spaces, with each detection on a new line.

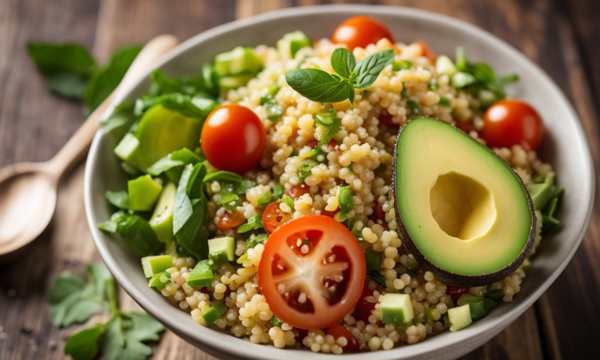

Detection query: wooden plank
xmin=0 ymin=1 xmax=100 ymax=359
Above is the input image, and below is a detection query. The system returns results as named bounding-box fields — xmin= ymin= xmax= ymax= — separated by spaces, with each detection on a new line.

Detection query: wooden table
xmin=1 ymin=1 xmax=598 ymax=359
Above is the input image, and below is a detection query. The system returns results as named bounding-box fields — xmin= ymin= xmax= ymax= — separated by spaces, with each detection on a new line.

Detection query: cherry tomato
xmin=456 ymin=120 xmax=475 ymax=134
xmin=371 ymin=203 xmax=386 ymax=223
xmin=482 ymin=99 xmax=544 ymax=151
xmin=352 ymin=286 xmax=377 ymax=323
xmin=446 ymin=285 xmax=469 ymax=302
xmin=201 ymin=104 xmax=267 ymax=173
xmin=415 ymin=41 xmax=436 ymax=61
xmin=216 ymin=210 xmax=245 ymax=231
xmin=258 ymin=215 xmax=366 ymax=330
xmin=287 ymin=184 xmax=310 ymax=198
xmin=331 ymin=16 xmax=394 ymax=50
xmin=326 ymin=323 xmax=360 ymax=353
xmin=262 ymin=202 xmax=292 ymax=233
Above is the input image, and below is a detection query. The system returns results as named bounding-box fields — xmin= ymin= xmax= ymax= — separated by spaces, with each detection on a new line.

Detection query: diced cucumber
xmin=202 ymin=302 xmax=227 ymax=325
xmin=214 ymin=47 xmax=263 ymax=77
xmin=130 ymin=105 xmax=201 ymax=171
xmin=208 ymin=236 xmax=235 ymax=263
xmin=218 ymin=74 xmax=254 ymax=91
xmin=380 ymin=293 xmax=414 ymax=325
xmin=277 ymin=31 xmax=311 ymax=58
xmin=149 ymin=183 xmax=177 ymax=243
xmin=448 ymin=304 xmax=472 ymax=331
xmin=128 ymin=175 xmax=163 ymax=211
xmin=186 ymin=260 xmax=214 ymax=288
xmin=148 ymin=271 xmax=171 ymax=290
xmin=115 ymin=133 xmax=140 ymax=161
xmin=141 ymin=255 xmax=173 ymax=278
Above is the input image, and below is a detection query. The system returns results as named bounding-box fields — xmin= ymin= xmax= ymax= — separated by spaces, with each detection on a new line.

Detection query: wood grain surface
xmin=0 ymin=1 xmax=598 ymax=359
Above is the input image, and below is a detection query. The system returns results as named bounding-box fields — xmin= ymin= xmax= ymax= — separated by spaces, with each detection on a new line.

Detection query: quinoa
xmin=151 ymin=37 xmax=553 ymax=353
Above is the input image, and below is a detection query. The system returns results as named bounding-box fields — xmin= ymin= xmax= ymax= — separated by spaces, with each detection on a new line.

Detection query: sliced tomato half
xmin=258 ymin=215 xmax=366 ymax=330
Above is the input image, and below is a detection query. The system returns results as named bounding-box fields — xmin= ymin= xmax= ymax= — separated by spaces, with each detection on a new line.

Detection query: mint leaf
xmin=84 ymin=45 xmax=142 ymax=111
xmin=286 ymin=68 xmax=354 ymax=103
xmin=64 ymin=324 xmax=106 ymax=360
xmin=49 ymin=264 xmax=112 ymax=328
xmin=26 ymin=42 xmax=96 ymax=99
xmin=331 ymin=48 xmax=356 ymax=79
xmin=352 ymin=49 xmax=394 ymax=88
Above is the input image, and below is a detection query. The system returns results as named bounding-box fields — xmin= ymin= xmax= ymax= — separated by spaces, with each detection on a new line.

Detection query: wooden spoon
xmin=0 ymin=35 xmax=178 ymax=260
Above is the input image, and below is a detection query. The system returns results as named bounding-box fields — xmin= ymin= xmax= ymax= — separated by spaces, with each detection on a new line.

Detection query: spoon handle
xmin=47 ymin=35 xmax=179 ymax=180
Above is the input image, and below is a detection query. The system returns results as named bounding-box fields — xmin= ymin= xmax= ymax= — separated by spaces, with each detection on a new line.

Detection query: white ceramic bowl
xmin=84 ymin=5 xmax=595 ymax=360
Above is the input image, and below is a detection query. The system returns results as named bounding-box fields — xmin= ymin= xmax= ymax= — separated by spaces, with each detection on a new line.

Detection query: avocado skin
xmin=391 ymin=118 xmax=536 ymax=286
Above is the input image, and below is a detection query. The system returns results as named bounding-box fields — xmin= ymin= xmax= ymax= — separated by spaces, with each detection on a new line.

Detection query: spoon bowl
xmin=0 ymin=35 xmax=178 ymax=261
xmin=0 ymin=163 xmax=57 ymax=257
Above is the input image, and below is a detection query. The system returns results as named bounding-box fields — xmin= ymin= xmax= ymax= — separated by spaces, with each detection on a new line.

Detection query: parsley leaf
xmin=102 ymin=313 xmax=164 ymax=360
xmin=49 ymin=264 xmax=112 ymax=328
xmin=26 ymin=42 xmax=96 ymax=99
xmin=64 ymin=324 xmax=106 ymax=360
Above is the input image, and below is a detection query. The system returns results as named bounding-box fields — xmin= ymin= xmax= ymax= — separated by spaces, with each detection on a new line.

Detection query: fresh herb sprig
xmin=286 ymin=48 xmax=394 ymax=103
xmin=49 ymin=263 xmax=165 ymax=360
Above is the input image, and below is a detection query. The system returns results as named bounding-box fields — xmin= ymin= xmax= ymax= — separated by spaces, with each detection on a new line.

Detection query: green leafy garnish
xmin=286 ymin=48 xmax=394 ymax=103
xmin=203 ymin=170 xmax=245 ymax=184
xmin=246 ymin=233 xmax=268 ymax=250
xmin=49 ymin=264 xmax=112 ymax=328
xmin=338 ymin=186 xmax=353 ymax=217
xmin=237 ymin=215 xmax=263 ymax=234
xmin=297 ymin=159 xmax=318 ymax=181
xmin=84 ymin=46 xmax=142 ymax=111
xmin=260 ymin=87 xmax=284 ymax=122
xmin=173 ymin=163 xmax=209 ymax=259
xmin=105 ymin=191 xmax=129 ymax=210
xmin=451 ymin=47 xmax=519 ymax=108
xmin=52 ymin=264 xmax=165 ymax=360
xmin=147 ymin=148 xmax=202 ymax=177
xmin=100 ymin=212 xmax=165 ymax=257
xmin=392 ymin=60 xmax=413 ymax=71
xmin=315 ymin=109 xmax=342 ymax=145
xmin=26 ymin=42 xmax=96 ymax=99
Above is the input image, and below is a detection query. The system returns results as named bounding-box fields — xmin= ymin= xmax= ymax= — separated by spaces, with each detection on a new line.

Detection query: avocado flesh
xmin=394 ymin=118 xmax=534 ymax=284
xmin=128 ymin=105 xmax=201 ymax=171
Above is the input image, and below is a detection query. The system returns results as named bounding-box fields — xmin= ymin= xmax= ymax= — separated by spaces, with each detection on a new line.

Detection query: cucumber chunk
xmin=129 ymin=105 xmax=201 ymax=171
xmin=218 ymin=74 xmax=254 ymax=91
xmin=448 ymin=304 xmax=472 ymax=331
xmin=148 ymin=271 xmax=171 ymax=290
xmin=457 ymin=294 xmax=488 ymax=320
xmin=208 ymin=236 xmax=235 ymax=263
xmin=214 ymin=47 xmax=263 ymax=77
xmin=141 ymin=254 xmax=173 ymax=278
xmin=277 ymin=31 xmax=311 ymax=58
xmin=186 ymin=260 xmax=214 ymax=288
xmin=114 ymin=133 xmax=140 ymax=161
xmin=380 ymin=293 xmax=414 ymax=325
xmin=149 ymin=183 xmax=177 ymax=243
xmin=128 ymin=175 xmax=163 ymax=211
xmin=202 ymin=302 xmax=226 ymax=325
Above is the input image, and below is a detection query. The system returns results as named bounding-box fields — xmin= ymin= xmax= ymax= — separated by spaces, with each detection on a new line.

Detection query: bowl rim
xmin=84 ymin=4 xmax=596 ymax=359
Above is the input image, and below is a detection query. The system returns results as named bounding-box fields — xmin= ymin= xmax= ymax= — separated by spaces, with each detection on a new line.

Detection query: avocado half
xmin=392 ymin=117 xmax=536 ymax=286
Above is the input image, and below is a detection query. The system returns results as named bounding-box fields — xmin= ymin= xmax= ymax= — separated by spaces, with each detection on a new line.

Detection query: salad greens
xmin=286 ymin=48 xmax=394 ymax=103
xmin=49 ymin=264 xmax=164 ymax=360
xmin=27 ymin=42 xmax=141 ymax=112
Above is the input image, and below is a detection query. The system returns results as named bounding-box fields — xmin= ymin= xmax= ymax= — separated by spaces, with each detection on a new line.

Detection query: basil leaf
xmin=286 ymin=68 xmax=354 ymax=103
xmin=84 ymin=46 xmax=142 ymax=112
xmin=331 ymin=48 xmax=356 ymax=79
xmin=352 ymin=49 xmax=394 ymax=88
xmin=134 ymin=93 xmax=217 ymax=119
xmin=147 ymin=148 xmax=202 ymax=176
xmin=173 ymin=164 xmax=209 ymax=259
xmin=149 ymin=70 xmax=211 ymax=96
xmin=203 ymin=170 xmax=245 ymax=184
xmin=26 ymin=42 xmax=96 ymax=99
